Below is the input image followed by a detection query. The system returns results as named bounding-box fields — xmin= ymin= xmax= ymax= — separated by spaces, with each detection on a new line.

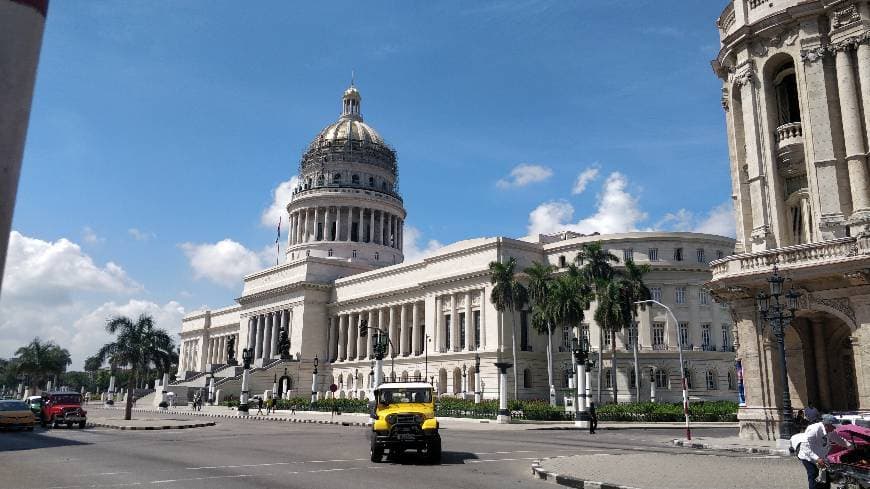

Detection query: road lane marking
xmin=150 ymin=474 xmax=252 ymax=484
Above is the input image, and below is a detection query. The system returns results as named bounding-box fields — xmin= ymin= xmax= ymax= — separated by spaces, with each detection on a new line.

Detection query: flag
xmin=276 ymin=216 xmax=282 ymax=243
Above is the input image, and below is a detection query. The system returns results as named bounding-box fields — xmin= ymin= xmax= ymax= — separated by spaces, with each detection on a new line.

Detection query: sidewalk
xmin=88 ymin=416 xmax=216 ymax=431
xmin=672 ymin=436 xmax=789 ymax=456
xmin=532 ymin=452 xmax=803 ymax=489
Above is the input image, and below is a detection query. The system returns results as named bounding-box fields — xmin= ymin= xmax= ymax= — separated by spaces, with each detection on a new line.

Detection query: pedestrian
xmin=588 ymin=402 xmax=598 ymax=435
xmin=256 ymin=396 xmax=264 ymax=415
xmin=805 ymin=403 xmax=820 ymax=423
xmin=290 ymin=401 xmax=296 ymax=415
xmin=798 ymin=414 xmax=851 ymax=489
xmin=266 ymin=397 xmax=273 ymax=415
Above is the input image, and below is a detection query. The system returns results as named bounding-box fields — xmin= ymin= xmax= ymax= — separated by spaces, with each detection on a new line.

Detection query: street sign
xmin=329 ymin=383 xmax=338 ymax=393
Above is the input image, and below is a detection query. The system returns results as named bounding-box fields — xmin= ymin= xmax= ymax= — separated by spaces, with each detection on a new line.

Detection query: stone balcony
xmin=710 ymin=237 xmax=870 ymax=286
xmin=775 ymin=122 xmax=805 ymax=176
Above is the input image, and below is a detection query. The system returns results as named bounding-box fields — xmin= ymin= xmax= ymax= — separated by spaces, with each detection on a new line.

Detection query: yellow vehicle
xmin=0 ymin=400 xmax=37 ymax=431
xmin=369 ymin=382 xmax=440 ymax=463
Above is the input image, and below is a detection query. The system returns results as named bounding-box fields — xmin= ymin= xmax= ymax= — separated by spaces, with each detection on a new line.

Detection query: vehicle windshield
xmin=0 ymin=401 xmax=29 ymax=411
xmin=378 ymin=388 xmax=432 ymax=404
xmin=49 ymin=395 xmax=81 ymax=405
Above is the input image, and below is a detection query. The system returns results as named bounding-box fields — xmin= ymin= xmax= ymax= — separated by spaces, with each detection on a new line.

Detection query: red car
xmin=41 ymin=391 xmax=87 ymax=429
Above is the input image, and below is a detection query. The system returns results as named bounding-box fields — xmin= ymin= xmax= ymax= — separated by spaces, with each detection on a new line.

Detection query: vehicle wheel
xmin=79 ymin=421 xmax=86 ymax=429
xmin=427 ymin=436 xmax=442 ymax=464
xmin=66 ymin=422 xmax=73 ymax=429
xmin=40 ymin=417 xmax=47 ymax=428
xmin=370 ymin=439 xmax=384 ymax=463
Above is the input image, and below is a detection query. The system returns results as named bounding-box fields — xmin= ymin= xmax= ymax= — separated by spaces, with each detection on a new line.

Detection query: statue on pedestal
xmin=242 ymin=347 xmax=253 ymax=370
xmin=226 ymin=336 xmax=237 ymax=365
xmin=278 ymin=328 xmax=291 ymax=360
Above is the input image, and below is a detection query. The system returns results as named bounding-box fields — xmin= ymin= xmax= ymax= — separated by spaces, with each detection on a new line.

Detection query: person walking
xmin=798 ymin=414 xmax=851 ymax=489
xmin=256 ymin=396 xmax=264 ymax=415
xmin=588 ymin=402 xmax=598 ymax=435
xmin=266 ymin=396 xmax=273 ymax=415
xmin=805 ymin=403 xmax=820 ymax=423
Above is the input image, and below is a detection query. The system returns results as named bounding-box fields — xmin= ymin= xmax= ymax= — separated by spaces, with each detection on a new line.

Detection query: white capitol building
xmin=170 ymin=84 xmax=737 ymax=405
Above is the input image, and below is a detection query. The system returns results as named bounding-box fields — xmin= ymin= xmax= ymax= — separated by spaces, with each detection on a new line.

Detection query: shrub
xmin=596 ymin=401 xmax=737 ymax=422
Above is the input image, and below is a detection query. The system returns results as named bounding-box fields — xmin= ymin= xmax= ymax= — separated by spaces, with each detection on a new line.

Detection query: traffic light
xmin=358 ymin=318 xmax=369 ymax=337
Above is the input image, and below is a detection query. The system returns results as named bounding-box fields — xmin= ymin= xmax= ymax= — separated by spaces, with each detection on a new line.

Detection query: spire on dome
xmin=341 ymin=77 xmax=362 ymax=121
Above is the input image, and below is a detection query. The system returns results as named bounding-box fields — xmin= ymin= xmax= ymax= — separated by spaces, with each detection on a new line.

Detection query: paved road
xmin=0 ymin=411 xmax=801 ymax=489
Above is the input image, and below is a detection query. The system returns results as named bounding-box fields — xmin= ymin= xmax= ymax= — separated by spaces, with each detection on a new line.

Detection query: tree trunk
xmin=611 ymin=329 xmax=618 ymax=404
xmin=124 ymin=372 xmax=136 ymax=421
xmin=510 ymin=308 xmax=518 ymax=401
xmin=546 ymin=325 xmax=554 ymax=406
xmin=596 ymin=328 xmax=602 ymax=405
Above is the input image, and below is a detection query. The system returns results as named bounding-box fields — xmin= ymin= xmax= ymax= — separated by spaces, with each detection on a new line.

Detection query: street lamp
xmin=756 ymin=265 xmax=801 ymax=440
xmin=462 ymin=364 xmax=468 ymax=399
xmin=239 ymin=347 xmax=254 ymax=415
xmin=205 ymin=368 xmax=214 ymax=404
xmin=311 ymin=355 xmax=319 ymax=404
xmin=571 ymin=334 xmax=591 ymax=427
xmin=635 ymin=299 xmax=692 ymax=441
xmin=474 ymin=354 xmax=482 ymax=404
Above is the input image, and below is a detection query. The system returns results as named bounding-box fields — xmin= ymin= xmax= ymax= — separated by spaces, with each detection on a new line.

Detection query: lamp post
xmin=649 ymin=367 xmax=657 ymax=404
xmin=205 ymin=369 xmax=214 ymax=404
xmin=474 ymin=354 xmax=482 ymax=404
xmin=571 ymin=335 xmax=591 ymax=428
xmin=311 ymin=355 xmax=318 ymax=404
xmin=239 ymin=347 xmax=253 ymax=415
xmin=424 ymin=334 xmax=431 ymax=381
xmin=462 ymin=364 xmax=468 ymax=399
xmin=494 ymin=362 xmax=513 ymax=424
xmin=635 ymin=299 xmax=691 ymax=441
xmin=756 ymin=266 xmax=801 ymax=440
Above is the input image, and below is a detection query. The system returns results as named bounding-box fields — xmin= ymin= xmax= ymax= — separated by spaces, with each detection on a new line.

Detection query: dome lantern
xmin=341 ymin=83 xmax=362 ymax=121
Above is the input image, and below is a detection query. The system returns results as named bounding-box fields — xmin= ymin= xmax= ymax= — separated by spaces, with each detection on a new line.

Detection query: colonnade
xmin=833 ymin=43 xmax=870 ymax=219
xmin=203 ymin=333 xmax=238 ymax=366
xmin=433 ymin=290 xmax=486 ymax=353
xmin=288 ymin=205 xmax=403 ymax=249
xmin=180 ymin=339 xmax=199 ymax=372
xmin=329 ymin=300 xmax=424 ymax=362
xmin=246 ymin=309 xmax=293 ymax=361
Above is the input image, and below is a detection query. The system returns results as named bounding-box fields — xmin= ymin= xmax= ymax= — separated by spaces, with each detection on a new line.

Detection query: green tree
xmin=575 ymin=242 xmax=618 ymax=403
xmin=594 ymin=278 xmax=633 ymax=404
xmin=61 ymin=371 xmax=91 ymax=392
xmin=15 ymin=338 xmax=72 ymax=390
xmin=489 ymin=257 xmax=528 ymax=400
xmin=524 ymin=261 xmax=557 ymax=405
xmin=95 ymin=314 xmax=175 ymax=420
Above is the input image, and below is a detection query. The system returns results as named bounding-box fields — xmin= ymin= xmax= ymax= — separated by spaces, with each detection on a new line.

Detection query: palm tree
xmin=524 ymin=261 xmax=557 ymax=405
xmin=621 ymin=258 xmax=651 ymax=402
xmin=549 ymin=265 xmax=593 ymax=390
xmin=594 ymin=278 xmax=634 ymax=404
xmin=489 ymin=257 xmax=528 ymax=400
xmin=15 ymin=338 xmax=71 ymax=390
xmin=95 ymin=314 xmax=175 ymax=420
xmin=575 ymin=242 xmax=618 ymax=403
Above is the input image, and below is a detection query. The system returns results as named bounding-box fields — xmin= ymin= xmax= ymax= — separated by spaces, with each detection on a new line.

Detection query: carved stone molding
xmin=845 ymin=270 xmax=870 ymax=286
xmin=832 ymin=4 xmax=861 ymax=30
xmin=721 ymin=87 xmax=730 ymax=111
xmin=801 ymin=46 xmax=830 ymax=63
xmin=731 ymin=61 xmax=756 ymax=88
xmin=795 ymin=288 xmax=857 ymax=329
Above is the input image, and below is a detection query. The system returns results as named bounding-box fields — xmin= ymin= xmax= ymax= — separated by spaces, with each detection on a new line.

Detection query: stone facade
xmin=172 ymin=85 xmax=738 ymax=406
xmin=711 ymin=0 xmax=870 ymax=440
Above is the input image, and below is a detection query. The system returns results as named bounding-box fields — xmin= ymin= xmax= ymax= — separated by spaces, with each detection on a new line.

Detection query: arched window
xmin=452 ymin=368 xmax=462 ymax=394
xmin=401 ymin=371 xmax=408 ymax=382
xmin=374 ymin=252 xmax=379 ymax=261
xmin=774 ymin=62 xmax=801 ymax=126
xmin=629 ymin=369 xmax=637 ymax=389
xmin=558 ymin=255 xmax=566 ymax=268
xmin=727 ymin=371 xmax=736 ymax=391
xmin=333 ymin=173 xmax=341 ymax=184
xmin=684 ymin=369 xmax=694 ymax=390
xmin=655 ymin=369 xmax=669 ymax=389
xmin=327 ymin=249 xmax=333 ymax=257
xmin=523 ymin=368 xmax=532 ymax=389
xmin=706 ymin=370 xmax=718 ymax=390
xmin=389 ymin=371 xmax=396 ymax=382
xmin=351 ymin=174 xmax=359 ymax=184
xmin=438 ymin=368 xmax=447 ymax=395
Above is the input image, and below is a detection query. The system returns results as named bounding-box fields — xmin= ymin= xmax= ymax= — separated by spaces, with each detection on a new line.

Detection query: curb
xmin=671 ymin=439 xmax=789 ymax=456
xmin=531 ymin=459 xmax=643 ymax=489
xmin=88 ymin=421 xmax=216 ymax=431
xmin=92 ymin=407 xmax=369 ymax=428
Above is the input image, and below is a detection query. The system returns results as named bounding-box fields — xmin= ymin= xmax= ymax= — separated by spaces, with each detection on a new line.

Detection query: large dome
xmin=314 ymin=118 xmax=384 ymax=146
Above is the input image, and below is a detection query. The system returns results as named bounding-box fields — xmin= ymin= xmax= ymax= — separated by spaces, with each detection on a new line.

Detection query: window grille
xmin=648 ymin=248 xmax=659 ymax=261
xmin=623 ymin=248 xmax=633 ymax=263
xmin=697 ymin=248 xmax=705 ymax=263
xmin=679 ymin=322 xmax=689 ymax=347
xmin=675 ymin=287 xmax=686 ymax=304
xmin=674 ymin=248 xmax=683 ymax=261
xmin=651 ymin=287 xmax=662 ymax=302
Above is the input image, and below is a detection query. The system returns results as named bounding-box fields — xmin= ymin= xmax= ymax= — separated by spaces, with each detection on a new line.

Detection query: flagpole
xmin=276 ymin=216 xmax=282 ymax=266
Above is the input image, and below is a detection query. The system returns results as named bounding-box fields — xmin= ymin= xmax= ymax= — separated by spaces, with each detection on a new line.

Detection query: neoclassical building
xmin=710 ymin=0 xmax=870 ymax=440
xmin=172 ymin=85 xmax=737 ymax=406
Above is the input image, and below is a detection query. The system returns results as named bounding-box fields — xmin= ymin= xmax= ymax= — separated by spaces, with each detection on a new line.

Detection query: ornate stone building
xmin=172 ymin=85 xmax=737 ymax=406
xmin=710 ymin=0 xmax=870 ymax=440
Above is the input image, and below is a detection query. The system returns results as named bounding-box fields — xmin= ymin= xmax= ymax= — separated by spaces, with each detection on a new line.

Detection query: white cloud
xmin=402 ymin=226 xmax=445 ymax=262
xmin=654 ymin=202 xmax=736 ymax=237
xmin=0 ymin=231 xmax=179 ymax=369
xmin=656 ymin=208 xmax=694 ymax=231
xmin=128 ymin=228 xmax=156 ymax=241
xmin=81 ymin=226 xmax=104 ymax=245
xmin=526 ymin=172 xmax=646 ymax=236
xmin=180 ymin=239 xmax=265 ymax=287
xmin=496 ymin=164 xmax=553 ymax=189
xmin=572 ymin=165 xmax=600 ymax=195
xmin=261 ymin=176 xmax=300 ymax=228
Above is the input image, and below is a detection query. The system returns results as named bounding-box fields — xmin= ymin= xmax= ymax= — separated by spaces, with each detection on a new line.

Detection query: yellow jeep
xmin=369 ymin=382 xmax=440 ymax=463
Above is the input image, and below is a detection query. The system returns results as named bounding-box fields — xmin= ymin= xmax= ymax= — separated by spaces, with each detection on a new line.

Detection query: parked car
xmin=827 ymin=424 xmax=870 ymax=489
xmin=25 ymin=395 xmax=43 ymax=418
xmin=0 ymin=400 xmax=36 ymax=431
xmin=369 ymin=382 xmax=441 ymax=463
xmin=41 ymin=391 xmax=87 ymax=429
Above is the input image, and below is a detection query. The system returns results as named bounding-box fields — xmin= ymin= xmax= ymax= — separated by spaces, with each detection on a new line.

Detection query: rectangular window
xmin=459 ymin=312 xmax=466 ymax=350
xmin=674 ymin=248 xmax=684 ymax=261
xmin=701 ymin=323 xmax=711 ymax=347
xmin=675 ymin=287 xmax=686 ymax=304
xmin=473 ymin=311 xmax=481 ymax=350
xmin=520 ymin=311 xmax=530 ymax=351
xmin=623 ymin=248 xmax=633 ymax=263
xmin=627 ymin=322 xmax=638 ymax=349
xmin=721 ymin=324 xmax=730 ymax=349
xmin=603 ymin=328 xmax=612 ymax=347
xmin=679 ymin=322 xmax=689 ymax=347
xmin=562 ymin=325 xmax=571 ymax=350
xmin=581 ymin=324 xmax=590 ymax=347
xmin=444 ymin=314 xmax=451 ymax=352
xmin=652 ymin=322 xmax=665 ymax=348
xmin=651 ymin=287 xmax=662 ymax=302
xmin=697 ymin=248 xmax=705 ymax=263
xmin=648 ymin=248 xmax=659 ymax=261
xmin=699 ymin=289 xmax=709 ymax=305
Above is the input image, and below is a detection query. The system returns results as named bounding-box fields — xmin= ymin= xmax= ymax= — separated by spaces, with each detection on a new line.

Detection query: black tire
xmin=370 ymin=439 xmax=384 ymax=463
xmin=427 ymin=436 xmax=442 ymax=464
xmin=66 ymin=422 xmax=73 ymax=429
xmin=40 ymin=417 xmax=47 ymax=428
xmin=79 ymin=421 xmax=86 ymax=429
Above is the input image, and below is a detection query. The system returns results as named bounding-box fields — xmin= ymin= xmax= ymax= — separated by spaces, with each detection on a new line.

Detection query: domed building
xmin=171 ymin=84 xmax=737 ymax=414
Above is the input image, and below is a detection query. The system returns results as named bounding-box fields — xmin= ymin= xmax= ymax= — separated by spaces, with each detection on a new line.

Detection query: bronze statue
xmin=242 ymin=347 xmax=254 ymax=370
xmin=226 ymin=336 xmax=237 ymax=365
xmin=278 ymin=328 xmax=291 ymax=360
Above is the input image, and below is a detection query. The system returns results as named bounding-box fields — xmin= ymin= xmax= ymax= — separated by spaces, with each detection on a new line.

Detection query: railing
xmin=748 ymin=0 xmax=765 ymax=8
xmin=652 ymin=344 xmax=668 ymax=351
xmin=776 ymin=122 xmax=803 ymax=147
xmin=720 ymin=345 xmax=736 ymax=352
xmin=717 ymin=3 xmax=736 ymax=35
xmin=711 ymin=237 xmax=859 ymax=280
xmin=702 ymin=345 xmax=718 ymax=352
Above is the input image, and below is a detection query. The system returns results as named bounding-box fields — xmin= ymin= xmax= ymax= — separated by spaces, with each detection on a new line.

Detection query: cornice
xmin=237 ymin=281 xmax=331 ymax=305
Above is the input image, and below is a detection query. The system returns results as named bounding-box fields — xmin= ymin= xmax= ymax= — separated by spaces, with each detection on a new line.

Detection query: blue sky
xmin=1 ymin=1 xmax=734 ymax=368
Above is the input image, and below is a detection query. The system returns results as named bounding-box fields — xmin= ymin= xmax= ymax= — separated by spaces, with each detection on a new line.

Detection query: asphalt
xmin=0 ymin=409 xmax=804 ymax=489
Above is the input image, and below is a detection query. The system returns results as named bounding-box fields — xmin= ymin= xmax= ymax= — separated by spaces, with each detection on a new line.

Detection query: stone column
xmin=314 ymin=207 xmax=321 ymax=241
xmin=336 ymin=205 xmax=342 ymax=241
xmin=368 ymin=310 xmax=376 ymax=357
xmin=271 ymin=311 xmax=281 ymax=357
xmin=324 ymin=207 xmax=332 ymax=240
xmin=255 ymin=315 xmax=265 ymax=359
xmin=400 ymin=303 xmax=408 ymax=355
xmin=379 ymin=211 xmax=385 ymax=245
xmin=411 ymin=303 xmax=421 ymax=355
xmin=217 ymin=336 xmax=224 ymax=363
xmin=451 ymin=294 xmax=459 ymax=351
xmin=812 ymin=320 xmax=832 ymax=410
xmin=327 ymin=317 xmax=336 ymax=361
xmin=338 ymin=315 xmax=348 ymax=361
xmin=358 ymin=206 xmax=364 ymax=242
xmin=735 ymin=64 xmax=772 ymax=249
xmin=838 ymin=47 xmax=870 ymax=218
xmin=264 ymin=313 xmax=274 ymax=359
xmin=368 ymin=208 xmax=375 ymax=243
xmin=346 ymin=206 xmax=353 ymax=241
xmin=434 ymin=296 xmax=442 ymax=352
xmin=480 ymin=289 xmax=487 ymax=349
xmin=398 ymin=219 xmax=403 ymax=250
xmin=389 ymin=306 xmax=397 ymax=357
xmin=465 ymin=291 xmax=473 ymax=351
xmin=347 ymin=313 xmax=358 ymax=360
xmin=301 ymin=209 xmax=309 ymax=243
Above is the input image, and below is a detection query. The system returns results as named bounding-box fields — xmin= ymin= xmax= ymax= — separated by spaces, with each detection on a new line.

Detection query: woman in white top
xmin=797 ymin=414 xmax=851 ymax=489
